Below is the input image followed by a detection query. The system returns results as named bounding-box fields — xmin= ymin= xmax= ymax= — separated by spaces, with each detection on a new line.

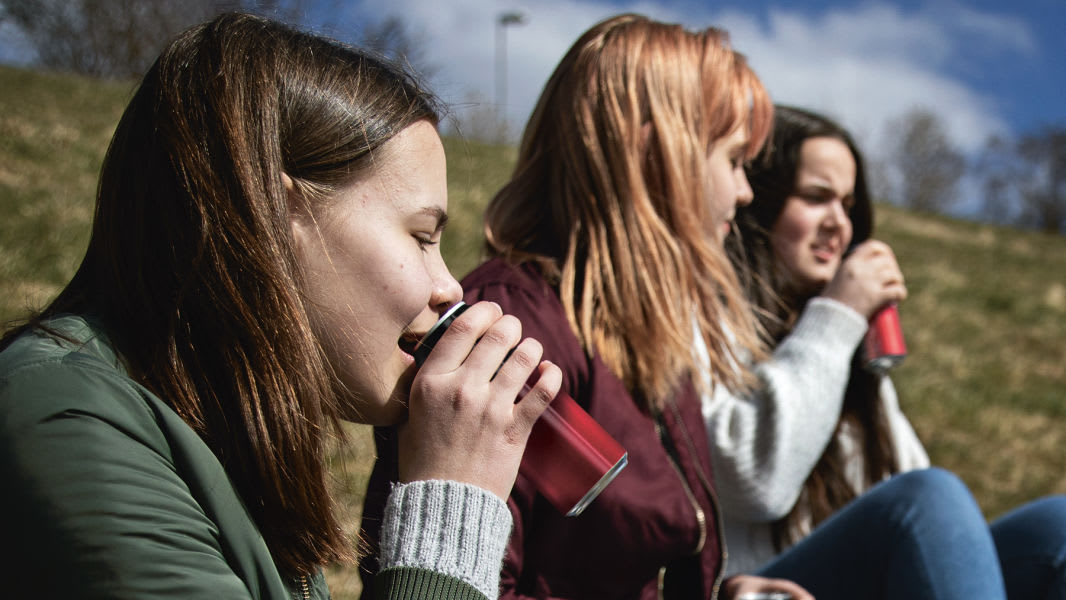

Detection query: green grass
xmin=0 ymin=65 xmax=134 ymax=323
xmin=3 ymin=65 xmax=1065 ymax=595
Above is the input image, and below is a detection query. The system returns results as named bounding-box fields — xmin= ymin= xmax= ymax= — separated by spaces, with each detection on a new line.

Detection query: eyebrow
xmin=796 ymin=182 xmax=855 ymax=198
xmin=420 ymin=206 xmax=449 ymax=231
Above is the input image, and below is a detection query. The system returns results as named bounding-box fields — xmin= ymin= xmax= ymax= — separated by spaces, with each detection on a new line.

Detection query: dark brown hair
xmin=1 ymin=12 xmax=440 ymax=576
xmin=730 ymin=105 xmax=899 ymax=548
xmin=484 ymin=14 xmax=773 ymax=407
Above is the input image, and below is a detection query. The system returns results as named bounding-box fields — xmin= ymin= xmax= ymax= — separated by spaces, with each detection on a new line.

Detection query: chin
xmin=342 ymin=394 xmax=407 ymax=426
xmin=336 ymin=368 xmax=412 ymax=426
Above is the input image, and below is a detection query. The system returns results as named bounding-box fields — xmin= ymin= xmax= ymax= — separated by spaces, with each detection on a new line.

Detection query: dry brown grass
xmin=3 ymin=65 xmax=1064 ymax=599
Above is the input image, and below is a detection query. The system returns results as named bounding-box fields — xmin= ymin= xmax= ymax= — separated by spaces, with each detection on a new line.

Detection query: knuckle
xmin=508 ymin=346 xmax=538 ymax=371
xmin=446 ymin=313 xmax=477 ymax=337
xmin=481 ymin=326 xmax=513 ymax=348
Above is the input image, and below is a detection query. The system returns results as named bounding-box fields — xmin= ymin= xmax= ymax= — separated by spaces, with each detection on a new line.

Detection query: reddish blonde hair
xmin=485 ymin=14 xmax=771 ymax=406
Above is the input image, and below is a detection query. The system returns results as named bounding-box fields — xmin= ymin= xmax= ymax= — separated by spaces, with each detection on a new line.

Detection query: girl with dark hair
xmin=725 ymin=104 xmax=1066 ymax=599
xmin=0 ymin=13 xmax=560 ymax=600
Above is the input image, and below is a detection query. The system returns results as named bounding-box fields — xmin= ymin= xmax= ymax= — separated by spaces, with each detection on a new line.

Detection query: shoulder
xmin=1 ymin=315 xmax=158 ymax=436
xmin=461 ymin=258 xmax=556 ymax=303
xmin=462 ymin=258 xmax=591 ymax=402
xmin=461 ymin=258 xmax=586 ymax=380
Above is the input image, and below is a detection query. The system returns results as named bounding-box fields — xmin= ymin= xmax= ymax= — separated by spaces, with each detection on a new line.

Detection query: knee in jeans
xmin=886 ymin=468 xmax=976 ymax=516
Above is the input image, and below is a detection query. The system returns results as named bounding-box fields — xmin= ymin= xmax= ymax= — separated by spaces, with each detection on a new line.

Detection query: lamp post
xmin=495 ymin=11 xmax=525 ymax=139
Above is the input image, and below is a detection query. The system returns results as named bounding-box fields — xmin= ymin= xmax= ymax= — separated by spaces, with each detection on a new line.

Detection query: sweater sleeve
xmin=701 ymin=297 xmax=868 ymax=521
xmin=878 ymin=377 xmax=931 ymax=472
xmin=377 ymin=480 xmax=513 ymax=600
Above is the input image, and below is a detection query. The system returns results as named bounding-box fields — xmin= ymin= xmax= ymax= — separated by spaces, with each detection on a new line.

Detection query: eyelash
xmin=415 ymin=235 xmax=438 ymax=251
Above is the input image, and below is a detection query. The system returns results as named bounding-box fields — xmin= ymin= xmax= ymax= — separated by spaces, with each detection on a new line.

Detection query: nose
xmin=735 ymin=168 xmax=754 ymax=207
xmin=430 ymin=260 xmax=464 ymax=311
xmin=827 ymin=200 xmax=849 ymax=225
xmin=821 ymin=200 xmax=852 ymax=237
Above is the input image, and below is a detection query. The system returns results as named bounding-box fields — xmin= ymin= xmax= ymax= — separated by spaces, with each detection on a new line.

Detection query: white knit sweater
xmin=698 ymin=297 xmax=930 ymax=576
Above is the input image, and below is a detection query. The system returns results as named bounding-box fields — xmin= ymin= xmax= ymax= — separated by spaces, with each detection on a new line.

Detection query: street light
xmin=495 ymin=11 xmax=525 ymax=139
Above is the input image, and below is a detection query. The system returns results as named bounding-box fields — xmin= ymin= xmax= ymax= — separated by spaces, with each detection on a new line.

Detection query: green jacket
xmin=0 ymin=315 xmax=493 ymax=599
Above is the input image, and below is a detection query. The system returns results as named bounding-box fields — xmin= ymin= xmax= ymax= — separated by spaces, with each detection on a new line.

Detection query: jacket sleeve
xmin=701 ymin=297 xmax=868 ymax=522
xmin=0 ymin=358 xmax=274 ymax=599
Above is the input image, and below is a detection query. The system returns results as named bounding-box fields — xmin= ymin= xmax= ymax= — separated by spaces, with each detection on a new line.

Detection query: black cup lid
xmin=412 ymin=302 xmax=469 ymax=366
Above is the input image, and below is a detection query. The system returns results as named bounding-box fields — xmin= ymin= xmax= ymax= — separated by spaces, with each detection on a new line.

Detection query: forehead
xmin=797 ymin=137 xmax=855 ymax=179
xmin=361 ymin=120 xmax=446 ymax=207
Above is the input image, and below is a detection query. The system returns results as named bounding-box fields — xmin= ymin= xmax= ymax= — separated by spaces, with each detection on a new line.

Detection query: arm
xmin=702 ymin=297 xmax=868 ymax=521
xmin=1 ymin=360 xmax=281 ymax=599
xmin=878 ymin=376 xmax=931 ymax=472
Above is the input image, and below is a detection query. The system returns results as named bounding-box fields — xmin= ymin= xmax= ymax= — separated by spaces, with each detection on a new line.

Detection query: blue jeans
xmin=757 ymin=468 xmax=1007 ymax=599
xmin=992 ymin=494 xmax=1066 ymax=599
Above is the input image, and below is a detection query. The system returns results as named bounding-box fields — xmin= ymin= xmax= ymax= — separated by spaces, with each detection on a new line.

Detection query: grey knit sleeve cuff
xmin=379 ymin=480 xmax=514 ymax=600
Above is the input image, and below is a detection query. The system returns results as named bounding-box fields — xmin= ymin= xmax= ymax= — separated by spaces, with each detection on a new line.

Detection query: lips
xmin=398 ymin=330 xmax=423 ymax=358
xmin=811 ymin=239 xmax=841 ymax=261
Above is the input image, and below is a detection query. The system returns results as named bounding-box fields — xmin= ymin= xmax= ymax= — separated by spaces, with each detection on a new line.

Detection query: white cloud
xmin=714 ymin=2 xmax=1035 ymax=157
xmin=356 ymin=0 xmax=1035 ymax=164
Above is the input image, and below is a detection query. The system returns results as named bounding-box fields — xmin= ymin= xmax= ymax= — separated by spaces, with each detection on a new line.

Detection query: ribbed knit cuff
xmin=374 ymin=567 xmax=489 ymax=600
xmin=379 ymin=480 xmax=513 ymax=600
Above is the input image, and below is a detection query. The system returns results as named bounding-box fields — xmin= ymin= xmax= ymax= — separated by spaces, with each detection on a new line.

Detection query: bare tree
xmin=1017 ymin=127 xmax=1066 ymax=234
xmin=976 ymin=127 xmax=1066 ymax=234
xmin=0 ymin=0 xmax=222 ymax=77
xmin=0 ymin=0 xmax=331 ymax=79
xmin=976 ymin=135 xmax=1021 ymax=224
xmin=357 ymin=15 xmax=438 ymax=80
xmin=889 ymin=107 xmax=965 ymax=213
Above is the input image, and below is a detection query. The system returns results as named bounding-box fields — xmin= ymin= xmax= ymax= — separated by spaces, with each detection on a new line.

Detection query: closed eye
xmin=415 ymin=235 xmax=439 ymax=251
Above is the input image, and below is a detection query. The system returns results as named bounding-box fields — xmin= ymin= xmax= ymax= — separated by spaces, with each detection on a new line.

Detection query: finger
xmin=420 ymin=301 xmax=503 ymax=372
xmin=774 ymin=579 xmax=815 ymax=600
xmin=462 ymin=313 xmax=523 ymax=375
xmin=492 ymin=336 xmax=543 ymax=388
xmin=513 ymin=360 xmax=561 ymax=433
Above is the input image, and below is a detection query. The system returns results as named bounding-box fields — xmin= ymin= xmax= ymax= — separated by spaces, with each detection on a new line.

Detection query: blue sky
xmin=333 ymin=0 xmax=1061 ymax=214
xmin=3 ymin=0 xmax=1062 ymax=204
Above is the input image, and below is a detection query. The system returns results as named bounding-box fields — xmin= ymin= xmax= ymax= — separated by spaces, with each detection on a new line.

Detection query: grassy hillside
xmin=3 ymin=65 xmax=1064 ymax=596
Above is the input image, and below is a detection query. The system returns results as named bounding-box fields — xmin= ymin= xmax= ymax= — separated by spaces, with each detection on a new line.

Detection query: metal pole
xmin=495 ymin=12 xmax=525 ymax=137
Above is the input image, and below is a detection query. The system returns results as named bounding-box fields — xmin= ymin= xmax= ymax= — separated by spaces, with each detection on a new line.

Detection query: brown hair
xmin=484 ymin=13 xmax=772 ymax=407
xmin=730 ymin=105 xmax=899 ymax=548
xmin=1 ymin=12 xmax=440 ymax=576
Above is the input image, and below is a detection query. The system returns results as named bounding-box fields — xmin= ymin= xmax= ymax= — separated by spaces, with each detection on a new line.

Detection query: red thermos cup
xmin=413 ymin=302 xmax=628 ymax=516
xmin=863 ymin=303 xmax=907 ymax=373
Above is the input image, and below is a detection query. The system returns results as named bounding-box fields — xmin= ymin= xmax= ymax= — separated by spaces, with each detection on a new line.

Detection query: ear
xmin=281 ymin=172 xmax=295 ymax=193
xmin=283 ymin=172 xmax=313 ymax=250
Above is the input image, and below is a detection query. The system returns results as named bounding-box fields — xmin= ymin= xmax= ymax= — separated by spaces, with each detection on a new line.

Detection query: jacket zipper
xmin=654 ymin=411 xmax=711 ymax=600
xmin=299 ymin=574 xmax=311 ymax=600
xmin=667 ymin=399 xmax=729 ymax=600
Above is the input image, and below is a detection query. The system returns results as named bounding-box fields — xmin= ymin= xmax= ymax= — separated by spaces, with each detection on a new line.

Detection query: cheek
xmin=772 ymin=210 xmax=810 ymax=251
xmin=709 ymin=168 xmax=734 ymax=214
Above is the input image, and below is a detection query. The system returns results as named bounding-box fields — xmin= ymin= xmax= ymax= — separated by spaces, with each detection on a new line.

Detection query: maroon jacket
xmin=359 ymin=259 xmax=726 ymax=599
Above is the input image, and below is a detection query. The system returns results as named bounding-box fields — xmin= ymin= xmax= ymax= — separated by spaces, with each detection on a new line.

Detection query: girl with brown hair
xmin=0 ymin=12 xmax=560 ymax=600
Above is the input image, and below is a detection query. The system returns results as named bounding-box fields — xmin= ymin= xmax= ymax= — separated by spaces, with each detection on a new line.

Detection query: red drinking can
xmin=413 ymin=302 xmax=628 ymax=517
xmin=863 ymin=303 xmax=907 ymax=373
